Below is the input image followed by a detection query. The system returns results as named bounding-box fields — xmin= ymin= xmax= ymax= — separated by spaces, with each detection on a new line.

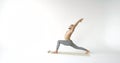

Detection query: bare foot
xmin=52 ymin=51 xmax=58 ymax=54
xmin=85 ymin=50 xmax=90 ymax=54
xmin=48 ymin=50 xmax=58 ymax=54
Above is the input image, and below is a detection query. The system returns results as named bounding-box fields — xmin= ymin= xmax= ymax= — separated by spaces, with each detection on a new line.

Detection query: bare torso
xmin=64 ymin=29 xmax=73 ymax=40
xmin=64 ymin=18 xmax=83 ymax=40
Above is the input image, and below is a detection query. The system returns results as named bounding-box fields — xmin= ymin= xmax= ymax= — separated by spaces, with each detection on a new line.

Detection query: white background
xmin=0 ymin=0 xmax=120 ymax=63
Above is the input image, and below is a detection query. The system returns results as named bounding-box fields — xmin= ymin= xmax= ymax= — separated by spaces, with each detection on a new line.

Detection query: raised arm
xmin=71 ymin=18 xmax=83 ymax=31
xmin=74 ymin=18 xmax=83 ymax=27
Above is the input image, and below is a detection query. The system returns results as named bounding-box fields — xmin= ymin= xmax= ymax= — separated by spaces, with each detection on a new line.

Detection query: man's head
xmin=68 ymin=24 xmax=74 ymax=29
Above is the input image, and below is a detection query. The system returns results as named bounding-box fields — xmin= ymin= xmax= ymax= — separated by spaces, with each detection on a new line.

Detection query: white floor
xmin=1 ymin=48 xmax=120 ymax=63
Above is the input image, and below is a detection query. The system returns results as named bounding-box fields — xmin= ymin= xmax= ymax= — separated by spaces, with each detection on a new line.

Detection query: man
xmin=53 ymin=18 xmax=90 ymax=54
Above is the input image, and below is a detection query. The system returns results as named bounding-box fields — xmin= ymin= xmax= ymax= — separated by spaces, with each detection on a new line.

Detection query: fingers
xmin=80 ymin=18 xmax=84 ymax=21
xmin=79 ymin=18 xmax=84 ymax=22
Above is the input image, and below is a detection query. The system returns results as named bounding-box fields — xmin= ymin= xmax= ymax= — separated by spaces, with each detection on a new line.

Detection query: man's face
xmin=68 ymin=24 xmax=74 ymax=29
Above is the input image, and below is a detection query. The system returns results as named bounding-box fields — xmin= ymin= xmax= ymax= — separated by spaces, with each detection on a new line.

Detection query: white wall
xmin=105 ymin=0 xmax=120 ymax=51
xmin=0 ymin=0 xmax=120 ymax=63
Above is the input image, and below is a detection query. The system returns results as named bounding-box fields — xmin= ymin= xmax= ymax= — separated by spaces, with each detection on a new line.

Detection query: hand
xmin=79 ymin=18 xmax=84 ymax=22
xmin=74 ymin=18 xmax=84 ymax=27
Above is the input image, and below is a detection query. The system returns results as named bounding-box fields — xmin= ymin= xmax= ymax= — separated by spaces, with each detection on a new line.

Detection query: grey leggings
xmin=56 ymin=40 xmax=88 ymax=51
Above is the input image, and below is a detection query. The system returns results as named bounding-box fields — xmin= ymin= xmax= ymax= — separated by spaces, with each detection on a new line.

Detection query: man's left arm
xmin=71 ymin=18 xmax=83 ymax=31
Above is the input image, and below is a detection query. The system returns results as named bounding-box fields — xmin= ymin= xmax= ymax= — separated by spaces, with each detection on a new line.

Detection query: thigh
xmin=58 ymin=40 xmax=72 ymax=46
